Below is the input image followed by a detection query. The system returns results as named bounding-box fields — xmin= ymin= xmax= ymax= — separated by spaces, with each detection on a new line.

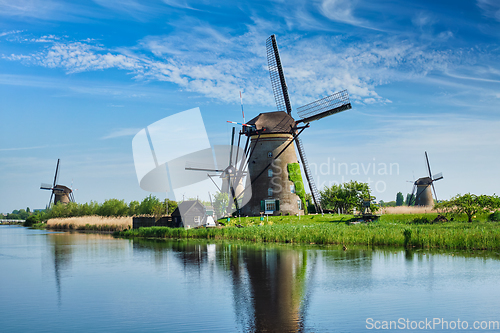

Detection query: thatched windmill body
xmin=40 ymin=159 xmax=75 ymax=206
xmin=408 ymin=152 xmax=443 ymax=206
xmin=238 ymin=35 xmax=352 ymax=216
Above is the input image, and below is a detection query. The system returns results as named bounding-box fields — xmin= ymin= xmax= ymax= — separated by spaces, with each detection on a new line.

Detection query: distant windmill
xmin=408 ymin=152 xmax=443 ymax=206
xmin=185 ymin=127 xmax=248 ymax=216
xmin=40 ymin=159 xmax=75 ymax=206
xmin=233 ymin=34 xmax=352 ymax=216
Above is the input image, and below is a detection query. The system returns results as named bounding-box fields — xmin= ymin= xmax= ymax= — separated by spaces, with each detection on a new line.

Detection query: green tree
xmin=97 ymin=199 xmax=128 ymax=217
xmin=139 ymin=195 xmax=161 ymax=215
xmin=213 ymin=192 xmax=229 ymax=218
xmin=396 ymin=192 xmax=404 ymax=206
xmin=435 ymin=193 xmax=499 ymax=222
xmin=405 ymin=193 xmax=415 ymax=206
xmin=128 ymin=201 xmax=140 ymax=216
xmin=320 ymin=181 xmax=376 ymax=214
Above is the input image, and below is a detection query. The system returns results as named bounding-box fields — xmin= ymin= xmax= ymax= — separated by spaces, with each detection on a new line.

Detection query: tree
xmin=139 ymin=195 xmax=161 ymax=215
xmin=435 ymin=193 xmax=499 ymax=222
xmin=151 ymin=199 xmax=178 ymax=220
xmin=405 ymin=193 xmax=414 ymax=206
xmin=128 ymin=201 xmax=140 ymax=216
xmin=320 ymin=181 xmax=377 ymax=214
xmin=396 ymin=192 xmax=404 ymax=206
xmin=213 ymin=192 xmax=229 ymax=218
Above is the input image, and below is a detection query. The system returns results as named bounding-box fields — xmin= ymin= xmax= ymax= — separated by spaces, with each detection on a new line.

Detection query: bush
xmin=489 ymin=211 xmax=500 ymax=222
xmin=97 ymin=199 xmax=129 ymax=217
xmin=24 ymin=215 xmax=40 ymax=227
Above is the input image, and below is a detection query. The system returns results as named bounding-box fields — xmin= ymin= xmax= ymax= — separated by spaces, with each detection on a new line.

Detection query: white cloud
xmin=0 ymin=30 xmax=23 ymax=37
xmin=101 ymin=128 xmax=142 ymax=139
xmin=0 ymin=145 xmax=48 ymax=151
xmin=3 ymin=29 xmax=475 ymax=108
xmin=319 ymin=0 xmax=360 ymax=26
xmin=477 ymin=0 xmax=500 ymax=21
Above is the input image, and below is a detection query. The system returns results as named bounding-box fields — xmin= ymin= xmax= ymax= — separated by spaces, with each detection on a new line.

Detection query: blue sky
xmin=1 ymin=0 xmax=499 ymax=213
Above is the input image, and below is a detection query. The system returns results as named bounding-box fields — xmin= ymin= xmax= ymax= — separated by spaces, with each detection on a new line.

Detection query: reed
xmin=115 ymin=218 xmax=500 ymax=250
xmin=380 ymin=206 xmax=436 ymax=215
xmin=47 ymin=216 xmax=132 ymax=231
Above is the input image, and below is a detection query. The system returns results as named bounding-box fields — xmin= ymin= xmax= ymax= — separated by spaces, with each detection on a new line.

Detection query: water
xmin=1 ymin=225 xmax=500 ymax=332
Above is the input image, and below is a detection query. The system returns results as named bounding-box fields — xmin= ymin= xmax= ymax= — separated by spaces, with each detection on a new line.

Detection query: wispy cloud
xmin=0 ymin=145 xmax=48 ymax=151
xmin=101 ymin=128 xmax=142 ymax=139
xmin=477 ymin=0 xmax=500 ymax=22
xmin=3 ymin=18 xmax=493 ymax=108
xmin=0 ymin=0 xmax=100 ymax=22
xmin=0 ymin=30 xmax=23 ymax=37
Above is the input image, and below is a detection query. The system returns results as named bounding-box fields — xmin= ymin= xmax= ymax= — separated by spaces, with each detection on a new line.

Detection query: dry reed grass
xmin=381 ymin=206 xmax=435 ymax=215
xmin=47 ymin=216 xmax=132 ymax=231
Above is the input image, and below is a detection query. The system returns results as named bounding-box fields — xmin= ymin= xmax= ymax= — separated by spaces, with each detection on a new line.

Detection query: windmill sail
xmin=40 ymin=183 xmax=53 ymax=190
xmin=266 ymin=35 xmax=292 ymax=115
xmin=432 ymin=172 xmax=443 ymax=181
xmin=295 ymin=137 xmax=323 ymax=214
xmin=266 ymin=34 xmax=325 ymax=214
xmin=296 ymin=90 xmax=352 ymax=124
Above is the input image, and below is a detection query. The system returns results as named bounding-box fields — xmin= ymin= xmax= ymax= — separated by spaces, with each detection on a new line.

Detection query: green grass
xmin=115 ymin=213 xmax=500 ymax=250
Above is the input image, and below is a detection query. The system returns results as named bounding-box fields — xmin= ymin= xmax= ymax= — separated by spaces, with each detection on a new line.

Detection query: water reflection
xmin=48 ymin=233 xmax=74 ymax=305
xmin=46 ymin=232 xmax=129 ymax=305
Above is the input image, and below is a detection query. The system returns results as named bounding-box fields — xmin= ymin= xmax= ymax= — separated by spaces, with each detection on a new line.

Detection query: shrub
xmin=489 ymin=211 xmax=500 ymax=222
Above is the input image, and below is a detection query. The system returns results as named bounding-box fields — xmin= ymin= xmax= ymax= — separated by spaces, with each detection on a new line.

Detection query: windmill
xmin=236 ymin=34 xmax=352 ymax=216
xmin=40 ymin=159 xmax=75 ymax=206
xmin=185 ymin=127 xmax=250 ymax=216
xmin=408 ymin=152 xmax=443 ymax=206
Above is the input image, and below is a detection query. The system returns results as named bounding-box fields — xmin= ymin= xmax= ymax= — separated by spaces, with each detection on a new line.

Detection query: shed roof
xmin=173 ymin=200 xmax=205 ymax=216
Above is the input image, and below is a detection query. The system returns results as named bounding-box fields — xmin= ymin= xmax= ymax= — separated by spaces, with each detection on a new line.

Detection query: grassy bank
xmin=115 ymin=213 xmax=500 ymax=250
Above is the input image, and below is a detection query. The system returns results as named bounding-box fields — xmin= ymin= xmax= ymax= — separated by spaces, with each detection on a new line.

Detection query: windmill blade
xmin=229 ymin=127 xmax=235 ymax=166
xmin=185 ymin=166 xmax=223 ymax=172
xmin=266 ymin=35 xmax=292 ymax=115
xmin=53 ymin=159 xmax=60 ymax=187
xmin=408 ymin=184 xmax=417 ymax=206
xmin=48 ymin=192 xmax=54 ymax=207
xmin=40 ymin=183 xmax=53 ymax=190
xmin=431 ymin=182 xmax=438 ymax=202
xmin=425 ymin=151 xmax=433 ymax=179
xmin=432 ymin=172 xmax=443 ymax=181
xmin=235 ymin=130 xmax=241 ymax=169
xmin=296 ymin=90 xmax=352 ymax=124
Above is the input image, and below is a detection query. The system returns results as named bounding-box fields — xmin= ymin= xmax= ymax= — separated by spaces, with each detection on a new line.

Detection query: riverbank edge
xmin=114 ymin=220 xmax=500 ymax=250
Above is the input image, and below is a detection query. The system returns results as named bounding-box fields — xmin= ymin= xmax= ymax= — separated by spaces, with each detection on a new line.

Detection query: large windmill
xmin=40 ymin=159 xmax=75 ymax=207
xmin=235 ymin=34 xmax=352 ymax=216
xmin=408 ymin=152 xmax=443 ymax=206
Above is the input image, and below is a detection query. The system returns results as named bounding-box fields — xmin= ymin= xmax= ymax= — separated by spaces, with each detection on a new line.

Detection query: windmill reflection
xmin=142 ymin=240 xmax=309 ymax=332
xmin=48 ymin=233 xmax=74 ymax=305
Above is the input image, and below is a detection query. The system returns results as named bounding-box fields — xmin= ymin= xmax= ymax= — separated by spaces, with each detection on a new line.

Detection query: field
xmin=46 ymin=216 xmax=132 ymax=231
xmin=115 ymin=212 xmax=500 ymax=250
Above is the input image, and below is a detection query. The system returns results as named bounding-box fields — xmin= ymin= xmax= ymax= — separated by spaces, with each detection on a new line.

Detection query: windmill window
xmin=268 ymin=151 xmax=273 ymax=158
xmin=290 ymin=184 xmax=295 ymax=193
xmin=268 ymin=169 xmax=273 ymax=177
xmin=268 ymin=188 xmax=273 ymax=197
xmin=297 ymin=200 xmax=302 ymax=210
xmin=265 ymin=200 xmax=276 ymax=212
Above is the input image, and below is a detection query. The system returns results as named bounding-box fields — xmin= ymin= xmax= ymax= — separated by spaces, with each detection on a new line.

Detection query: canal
xmin=1 ymin=225 xmax=500 ymax=332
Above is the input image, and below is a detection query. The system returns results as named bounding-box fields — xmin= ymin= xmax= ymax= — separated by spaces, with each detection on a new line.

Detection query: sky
xmin=1 ymin=0 xmax=499 ymax=213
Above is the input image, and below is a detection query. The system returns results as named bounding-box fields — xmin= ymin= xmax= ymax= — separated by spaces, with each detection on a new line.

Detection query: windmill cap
xmin=415 ymin=177 xmax=432 ymax=185
xmin=246 ymin=111 xmax=295 ymax=134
